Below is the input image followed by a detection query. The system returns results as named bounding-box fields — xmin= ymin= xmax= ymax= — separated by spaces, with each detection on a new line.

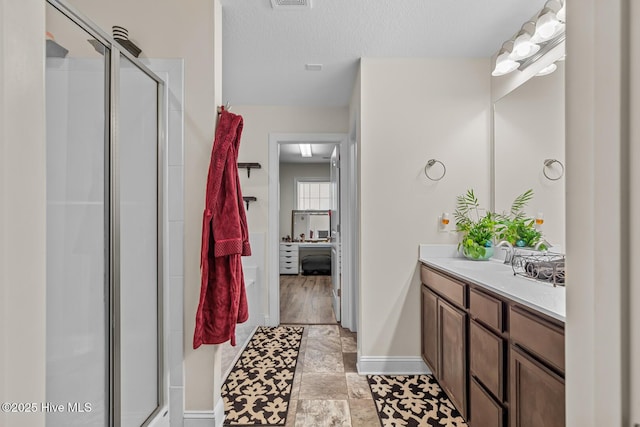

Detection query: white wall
xmin=279 ymin=162 xmax=330 ymax=238
xmin=494 ymin=62 xmax=565 ymax=248
xmin=358 ymin=58 xmax=491 ymax=361
xmin=0 ymin=2 xmax=47 ymax=427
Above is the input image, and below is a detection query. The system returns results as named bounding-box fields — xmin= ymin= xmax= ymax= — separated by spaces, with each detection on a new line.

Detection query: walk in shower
xmin=45 ymin=1 xmax=166 ymax=426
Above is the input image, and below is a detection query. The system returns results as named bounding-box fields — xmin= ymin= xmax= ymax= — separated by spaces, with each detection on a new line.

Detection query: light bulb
xmin=510 ymin=33 xmax=541 ymax=60
xmin=492 ymin=51 xmax=519 ymax=76
xmin=532 ymin=11 xmax=565 ymax=42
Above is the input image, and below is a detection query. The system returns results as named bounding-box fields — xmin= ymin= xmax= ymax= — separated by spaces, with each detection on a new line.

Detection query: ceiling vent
xmin=270 ymin=0 xmax=312 ymax=10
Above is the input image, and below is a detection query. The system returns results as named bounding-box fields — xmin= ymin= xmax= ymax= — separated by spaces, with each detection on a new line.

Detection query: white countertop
xmin=419 ymin=244 xmax=566 ymax=322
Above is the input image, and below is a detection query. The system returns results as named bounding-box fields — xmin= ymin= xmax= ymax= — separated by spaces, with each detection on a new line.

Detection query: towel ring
xmin=543 ymin=159 xmax=565 ymax=181
xmin=424 ymin=159 xmax=446 ymax=181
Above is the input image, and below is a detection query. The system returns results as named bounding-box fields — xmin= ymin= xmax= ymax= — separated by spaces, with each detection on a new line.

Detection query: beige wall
xmin=279 ymin=162 xmax=331 ymax=238
xmin=566 ymin=0 xmax=637 ymax=425
xmin=631 ymin=1 xmax=640 ymax=423
xmin=62 ymin=0 xmax=221 ymax=412
xmin=358 ymin=58 xmax=491 ymax=358
xmin=0 ymin=1 xmax=47 ymax=427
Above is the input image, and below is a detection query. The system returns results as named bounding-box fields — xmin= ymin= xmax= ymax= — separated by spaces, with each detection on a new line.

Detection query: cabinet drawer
xmin=280 ymin=260 xmax=298 ymax=267
xmin=470 ymin=320 xmax=504 ymax=400
xmin=279 ymin=265 xmax=298 ymax=274
xmin=421 ymin=265 xmax=466 ymax=309
xmin=510 ymin=306 xmax=564 ymax=373
xmin=470 ymin=377 xmax=504 ymax=427
xmin=470 ymin=288 xmax=504 ymax=332
xmin=279 ymin=253 xmax=298 ymax=261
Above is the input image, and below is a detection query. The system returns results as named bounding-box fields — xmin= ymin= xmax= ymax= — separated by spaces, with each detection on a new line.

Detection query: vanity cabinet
xmin=420 ymin=263 xmax=565 ymax=427
xmin=420 ymin=266 xmax=468 ymax=419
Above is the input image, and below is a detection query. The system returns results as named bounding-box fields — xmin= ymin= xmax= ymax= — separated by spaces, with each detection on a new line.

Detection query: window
xmin=297 ymin=180 xmax=330 ymax=210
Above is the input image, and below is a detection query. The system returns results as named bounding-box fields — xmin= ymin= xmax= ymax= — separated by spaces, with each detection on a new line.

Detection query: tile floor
xmin=283 ymin=324 xmax=380 ymax=427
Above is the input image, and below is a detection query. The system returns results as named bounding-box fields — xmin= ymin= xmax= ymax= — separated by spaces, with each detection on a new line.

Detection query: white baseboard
xmin=183 ymin=399 xmax=224 ymax=427
xmin=357 ymin=356 xmax=431 ymax=375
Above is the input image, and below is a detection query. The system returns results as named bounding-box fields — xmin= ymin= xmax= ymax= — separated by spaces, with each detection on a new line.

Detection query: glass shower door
xmin=45 ymin=4 xmax=109 ymax=426
xmin=46 ymin=2 xmax=166 ymax=426
xmin=117 ymin=54 xmax=161 ymax=427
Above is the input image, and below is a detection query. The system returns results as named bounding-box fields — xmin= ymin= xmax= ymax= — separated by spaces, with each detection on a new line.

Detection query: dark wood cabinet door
xmin=438 ymin=298 xmax=468 ymax=419
xmin=422 ymin=285 xmax=438 ymax=375
xmin=470 ymin=377 xmax=504 ymax=427
xmin=510 ymin=346 xmax=565 ymax=427
xmin=470 ymin=319 xmax=504 ymax=400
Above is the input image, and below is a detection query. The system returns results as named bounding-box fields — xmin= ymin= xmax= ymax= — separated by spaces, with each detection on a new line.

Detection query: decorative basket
xmin=511 ymin=252 xmax=565 ymax=287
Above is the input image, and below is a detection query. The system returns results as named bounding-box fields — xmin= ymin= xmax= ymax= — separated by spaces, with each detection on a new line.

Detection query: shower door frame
xmin=46 ymin=1 xmax=167 ymax=426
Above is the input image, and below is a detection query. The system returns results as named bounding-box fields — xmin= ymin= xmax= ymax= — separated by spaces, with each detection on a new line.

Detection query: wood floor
xmin=280 ymin=274 xmax=337 ymax=324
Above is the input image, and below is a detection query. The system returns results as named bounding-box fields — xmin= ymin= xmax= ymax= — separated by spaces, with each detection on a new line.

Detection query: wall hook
xmin=242 ymin=196 xmax=257 ymax=210
xmin=424 ymin=159 xmax=446 ymax=181
xmin=238 ymin=162 xmax=262 ymax=178
xmin=543 ymin=158 xmax=564 ymax=181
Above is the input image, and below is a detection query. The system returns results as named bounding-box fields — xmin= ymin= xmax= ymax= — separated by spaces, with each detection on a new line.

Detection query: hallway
xmin=280 ymin=275 xmax=337 ymax=324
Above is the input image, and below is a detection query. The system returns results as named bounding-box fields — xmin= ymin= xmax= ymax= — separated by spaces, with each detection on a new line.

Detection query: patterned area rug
xmin=222 ymin=326 xmax=304 ymax=426
xmin=367 ymin=375 xmax=468 ymax=427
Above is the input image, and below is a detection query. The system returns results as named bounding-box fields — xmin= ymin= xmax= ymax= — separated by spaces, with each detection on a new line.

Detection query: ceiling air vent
xmin=270 ymin=0 xmax=312 ymax=10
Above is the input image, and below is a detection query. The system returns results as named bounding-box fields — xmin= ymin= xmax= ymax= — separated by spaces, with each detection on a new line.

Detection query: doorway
xmin=267 ymin=133 xmax=356 ymax=331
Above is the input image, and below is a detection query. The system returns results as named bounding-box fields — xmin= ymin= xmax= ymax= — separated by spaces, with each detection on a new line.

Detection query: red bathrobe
xmin=193 ymin=109 xmax=251 ymax=349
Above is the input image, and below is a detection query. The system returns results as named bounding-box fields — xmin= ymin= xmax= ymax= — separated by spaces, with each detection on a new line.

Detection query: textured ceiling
xmin=221 ymin=0 xmax=546 ymax=107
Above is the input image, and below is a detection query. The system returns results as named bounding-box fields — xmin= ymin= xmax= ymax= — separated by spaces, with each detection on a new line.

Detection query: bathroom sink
xmin=445 ymin=257 xmax=513 ymax=275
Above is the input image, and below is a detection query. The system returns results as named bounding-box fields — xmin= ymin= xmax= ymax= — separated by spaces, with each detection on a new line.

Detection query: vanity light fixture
xmin=531 ymin=1 xmax=565 ymax=43
xmin=492 ymin=0 xmax=566 ymax=77
xmin=299 ymin=143 xmax=312 ymax=157
xmin=509 ymin=22 xmax=540 ymax=61
xmin=492 ymin=42 xmax=519 ymax=77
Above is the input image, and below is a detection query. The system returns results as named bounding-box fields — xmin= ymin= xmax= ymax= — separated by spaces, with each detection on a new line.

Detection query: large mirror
xmin=291 ymin=210 xmax=330 ymax=242
xmin=494 ymin=61 xmax=565 ymax=250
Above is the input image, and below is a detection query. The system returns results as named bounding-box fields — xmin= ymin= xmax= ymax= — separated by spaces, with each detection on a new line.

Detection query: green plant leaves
xmin=455 ymin=188 xmax=544 ymax=253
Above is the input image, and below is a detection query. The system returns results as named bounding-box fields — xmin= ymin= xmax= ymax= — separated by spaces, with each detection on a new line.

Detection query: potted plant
xmin=495 ymin=189 xmax=547 ymax=249
xmin=454 ymin=189 xmax=497 ymax=260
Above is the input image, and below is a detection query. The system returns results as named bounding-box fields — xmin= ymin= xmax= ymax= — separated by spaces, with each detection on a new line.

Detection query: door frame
xmin=267 ymin=133 xmax=357 ymax=330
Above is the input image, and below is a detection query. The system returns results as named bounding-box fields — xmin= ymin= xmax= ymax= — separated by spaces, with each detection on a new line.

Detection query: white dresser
xmin=279 ymin=243 xmax=299 ymax=275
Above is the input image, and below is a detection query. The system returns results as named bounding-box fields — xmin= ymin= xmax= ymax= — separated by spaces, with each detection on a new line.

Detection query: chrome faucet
xmin=496 ymin=240 xmax=514 ymax=264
